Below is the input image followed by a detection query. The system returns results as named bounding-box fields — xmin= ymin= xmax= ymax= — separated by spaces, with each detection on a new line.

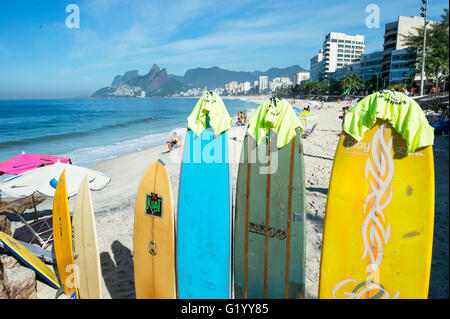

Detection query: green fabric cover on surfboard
xmin=247 ymin=97 xmax=303 ymax=149
xmin=343 ymin=90 xmax=434 ymax=155
xmin=234 ymin=129 xmax=306 ymax=299
xmin=187 ymin=91 xmax=232 ymax=137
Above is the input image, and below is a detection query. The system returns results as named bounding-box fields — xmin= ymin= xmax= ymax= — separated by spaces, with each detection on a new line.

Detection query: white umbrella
xmin=0 ymin=161 xmax=110 ymax=198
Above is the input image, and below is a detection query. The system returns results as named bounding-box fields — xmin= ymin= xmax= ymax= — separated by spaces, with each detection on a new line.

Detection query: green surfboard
xmin=234 ymin=128 xmax=306 ymax=299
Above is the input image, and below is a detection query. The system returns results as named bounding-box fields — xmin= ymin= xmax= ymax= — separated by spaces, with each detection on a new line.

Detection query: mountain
xmin=170 ymin=65 xmax=308 ymax=89
xmin=92 ymin=64 xmax=309 ymax=97
xmin=92 ymin=64 xmax=185 ymax=98
xmin=111 ymin=70 xmax=140 ymax=87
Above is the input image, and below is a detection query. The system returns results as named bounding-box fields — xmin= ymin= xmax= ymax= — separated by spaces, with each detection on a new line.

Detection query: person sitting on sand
xmin=167 ymin=132 xmax=181 ymax=152
xmin=236 ymin=112 xmax=244 ymax=126
xmin=339 ymin=106 xmax=349 ymax=127
xmin=243 ymin=111 xmax=248 ymax=124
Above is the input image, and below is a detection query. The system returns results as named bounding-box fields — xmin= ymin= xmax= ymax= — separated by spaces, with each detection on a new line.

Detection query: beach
xmin=4 ymin=98 xmax=449 ymax=299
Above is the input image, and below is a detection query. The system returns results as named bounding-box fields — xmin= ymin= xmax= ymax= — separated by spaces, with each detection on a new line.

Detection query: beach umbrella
xmin=293 ymin=106 xmax=303 ymax=113
xmin=0 ymin=152 xmax=72 ymax=220
xmin=0 ymin=161 xmax=110 ymax=198
xmin=0 ymin=152 xmax=71 ymax=176
xmin=297 ymin=111 xmax=318 ymax=130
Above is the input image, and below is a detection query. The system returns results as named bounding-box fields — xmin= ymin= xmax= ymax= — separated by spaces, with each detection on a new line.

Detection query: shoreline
xmin=2 ymin=100 xmax=448 ymax=299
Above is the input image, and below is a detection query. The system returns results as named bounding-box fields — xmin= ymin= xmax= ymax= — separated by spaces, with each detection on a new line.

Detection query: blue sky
xmin=0 ymin=0 xmax=447 ymax=98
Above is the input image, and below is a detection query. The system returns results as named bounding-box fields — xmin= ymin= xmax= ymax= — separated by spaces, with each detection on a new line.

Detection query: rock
xmin=0 ymin=215 xmax=11 ymax=236
xmin=0 ymin=254 xmax=18 ymax=270
xmin=0 ymin=281 xmax=8 ymax=299
xmin=2 ymin=265 xmax=37 ymax=299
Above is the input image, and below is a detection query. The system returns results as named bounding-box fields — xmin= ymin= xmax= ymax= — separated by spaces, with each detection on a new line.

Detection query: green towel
xmin=247 ymin=97 xmax=303 ymax=149
xmin=343 ymin=90 xmax=434 ymax=154
xmin=187 ymin=92 xmax=232 ymax=136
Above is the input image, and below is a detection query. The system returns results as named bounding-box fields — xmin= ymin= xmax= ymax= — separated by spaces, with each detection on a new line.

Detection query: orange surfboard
xmin=133 ymin=160 xmax=176 ymax=298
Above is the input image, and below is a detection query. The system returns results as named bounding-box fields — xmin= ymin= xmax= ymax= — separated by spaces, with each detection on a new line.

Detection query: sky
xmin=0 ymin=0 xmax=448 ymax=99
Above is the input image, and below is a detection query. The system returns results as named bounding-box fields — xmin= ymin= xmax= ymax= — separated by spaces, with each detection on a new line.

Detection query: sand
xmin=5 ymin=99 xmax=449 ymax=299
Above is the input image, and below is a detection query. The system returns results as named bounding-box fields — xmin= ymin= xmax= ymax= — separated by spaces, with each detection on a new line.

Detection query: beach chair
xmin=1 ymin=195 xmax=53 ymax=248
xmin=10 ymin=209 xmax=53 ymax=249
xmin=302 ymin=122 xmax=318 ymax=138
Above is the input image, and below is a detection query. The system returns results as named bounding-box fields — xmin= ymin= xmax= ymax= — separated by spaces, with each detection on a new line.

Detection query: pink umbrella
xmin=0 ymin=152 xmax=71 ymax=176
xmin=0 ymin=152 xmax=72 ymax=239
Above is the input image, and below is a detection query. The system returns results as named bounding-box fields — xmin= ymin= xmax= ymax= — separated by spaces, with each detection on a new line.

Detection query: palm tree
xmin=339 ymin=73 xmax=363 ymax=93
xmin=403 ymin=8 xmax=449 ymax=90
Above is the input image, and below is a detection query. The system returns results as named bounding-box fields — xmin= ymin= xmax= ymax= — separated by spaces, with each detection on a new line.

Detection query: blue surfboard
xmin=177 ymin=128 xmax=232 ymax=299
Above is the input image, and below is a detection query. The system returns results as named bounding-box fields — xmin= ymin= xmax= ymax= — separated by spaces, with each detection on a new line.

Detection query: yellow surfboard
xmin=0 ymin=231 xmax=60 ymax=289
xmin=319 ymin=120 xmax=435 ymax=299
xmin=73 ymin=175 xmax=102 ymax=299
xmin=52 ymin=170 xmax=79 ymax=299
xmin=133 ymin=159 xmax=176 ymax=299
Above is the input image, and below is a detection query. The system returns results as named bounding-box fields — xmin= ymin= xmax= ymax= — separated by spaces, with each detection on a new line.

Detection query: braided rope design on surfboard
xmin=332 ymin=126 xmax=400 ymax=299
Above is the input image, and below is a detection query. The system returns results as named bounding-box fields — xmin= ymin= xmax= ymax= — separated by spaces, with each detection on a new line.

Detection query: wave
xmin=0 ymin=118 xmax=150 ymax=148
xmin=58 ymin=127 xmax=187 ymax=167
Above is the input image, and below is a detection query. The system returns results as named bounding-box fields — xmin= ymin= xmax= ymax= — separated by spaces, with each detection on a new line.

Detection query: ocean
xmin=0 ymin=97 xmax=259 ymax=168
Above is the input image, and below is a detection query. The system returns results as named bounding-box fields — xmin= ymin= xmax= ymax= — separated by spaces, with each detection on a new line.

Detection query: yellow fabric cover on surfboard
xmin=319 ymin=121 xmax=434 ymax=299
xmin=73 ymin=175 xmax=102 ymax=299
xmin=52 ymin=170 xmax=79 ymax=298
xmin=133 ymin=160 xmax=176 ymax=299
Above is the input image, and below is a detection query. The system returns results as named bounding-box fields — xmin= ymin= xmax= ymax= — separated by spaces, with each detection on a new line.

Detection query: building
xmin=310 ymin=49 xmax=324 ymax=82
xmin=382 ymin=16 xmax=435 ymax=85
xmin=328 ymin=62 xmax=361 ymax=81
xmin=320 ymin=32 xmax=365 ymax=81
xmin=270 ymin=77 xmax=293 ymax=91
xmin=293 ymin=72 xmax=310 ymax=85
xmin=243 ymin=81 xmax=251 ymax=93
xmin=259 ymin=76 xmax=269 ymax=93
xmin=359 ymin=51 xmax=383 ymax=83
xmin=389 ymin=49 xmax=417 ymax=85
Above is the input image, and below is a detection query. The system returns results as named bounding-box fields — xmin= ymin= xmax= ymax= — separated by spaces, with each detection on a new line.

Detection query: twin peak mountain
xmin=92 ymin=63 xmax=307 ymax=97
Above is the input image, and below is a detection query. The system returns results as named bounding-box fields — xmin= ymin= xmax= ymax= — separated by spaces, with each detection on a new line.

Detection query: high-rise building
xmin=382 ymin=16 xmax=435 ymax=85
xmin=293 ymin=72 xmax=310 ymax=85
xmin=320 ymin=32 xmax=365 ymax=81
xmin=389 ymin=49 xmax=417 ymax=86
xmin=243 ymin=81 xmax=251 ymax=93
xmin=310 ymin=49 xmax=324 ymax=82
xmin=259 ymin=76 xmax=269 ymax=93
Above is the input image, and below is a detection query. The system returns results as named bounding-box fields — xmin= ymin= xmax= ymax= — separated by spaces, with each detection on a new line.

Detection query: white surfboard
xmin=73 ymin=175 xmax=102 ymax=299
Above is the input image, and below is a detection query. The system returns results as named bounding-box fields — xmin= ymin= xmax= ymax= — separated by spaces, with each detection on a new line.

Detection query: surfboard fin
xmin=55 ymin=285 xmax=65 ymax=299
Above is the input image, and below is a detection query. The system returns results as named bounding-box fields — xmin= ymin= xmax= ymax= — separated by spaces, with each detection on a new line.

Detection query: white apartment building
xmin=292 ymin=72 xmax=310 ymax=85
xmin=259 ymin=76 xmax=269 ymax=93
xmin=320 ymin=32 xmax=365 ymax=81
xmin=310 ymin=49 xmax=324 ymax=82
xmin=270 ymin=77 xmax=292 ymax=91
xmin=243 ymin=81 xmax=251 ymax=93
